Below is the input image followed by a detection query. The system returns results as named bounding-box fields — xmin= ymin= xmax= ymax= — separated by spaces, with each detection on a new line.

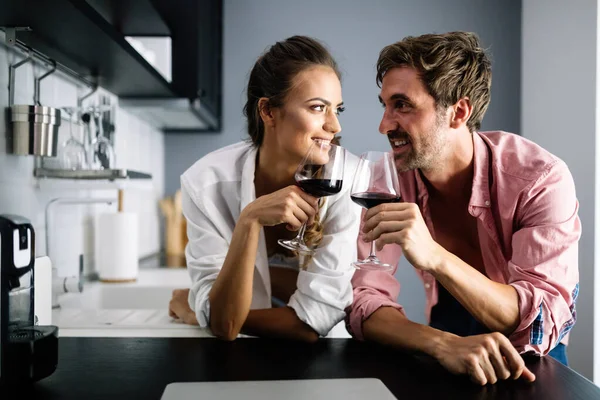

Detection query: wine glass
xmin=60 ymin=107 xmax=87 ymax=170
xmin=350 ymin=151 xmax=401 ymax=271
xmin=278 ymin=139 xmax=346 ymax=255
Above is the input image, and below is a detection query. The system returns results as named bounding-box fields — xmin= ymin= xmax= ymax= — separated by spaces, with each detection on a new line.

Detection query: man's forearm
xmin=362 ymin=306 xmax=450 ymax=358
xmin=242 ymin=307 xmax=319 ymax=343
xmin=433 ymin=250 xmax=520 ymax=335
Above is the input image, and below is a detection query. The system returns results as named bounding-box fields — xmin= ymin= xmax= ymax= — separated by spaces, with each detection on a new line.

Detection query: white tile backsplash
xmin=37 ymin=73 xmax=55 ymax=106
xmin=0 ymin=45 xmax=166 ymax=278
xmin=0 ymin=47 xmax=8 ymax=88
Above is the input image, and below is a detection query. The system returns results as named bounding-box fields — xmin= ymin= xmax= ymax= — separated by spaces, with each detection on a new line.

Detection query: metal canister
xmin=10 ymin=105 xmax=61 ymax=157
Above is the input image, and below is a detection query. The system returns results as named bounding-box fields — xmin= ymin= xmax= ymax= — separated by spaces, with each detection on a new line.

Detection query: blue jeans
xmin=548 ymin=343 xmax=568 ymax=366
xmin=430 ymin=284 xmax=569 ymax=366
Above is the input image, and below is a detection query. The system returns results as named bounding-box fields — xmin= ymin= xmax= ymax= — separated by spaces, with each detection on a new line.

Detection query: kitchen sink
xmin=59 ymin=268 xmax=191 ymax=310
xmin=59 ymin=284 xmax=179 ymax=310
xmin=51 ymin=268 xmax=213 ymax=337
xmin=51 ymin=267 xmax=349 ymax=338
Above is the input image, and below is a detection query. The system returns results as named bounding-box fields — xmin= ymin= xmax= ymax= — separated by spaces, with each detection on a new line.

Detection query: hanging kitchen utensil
xmin=9 ymin=54 xmax=61 ymax=157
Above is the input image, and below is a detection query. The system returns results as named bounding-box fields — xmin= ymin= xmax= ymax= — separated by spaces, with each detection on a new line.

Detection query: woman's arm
xmin=243 ymin=307 xmax=319 ymax=342
xmin=169 ymin=288 xmax=318 ymax=342
xmin=206 ymin=186 xmax=318 ymax=340
xmin=207 ymin=216 xmax=262 ymax=340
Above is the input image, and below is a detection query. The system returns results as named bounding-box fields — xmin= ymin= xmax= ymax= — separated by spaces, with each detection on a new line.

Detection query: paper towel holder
xmin=96 ymin=209 xmax=139 ymax=284
xmin=97 ymin=189 xmax=140 ymax=283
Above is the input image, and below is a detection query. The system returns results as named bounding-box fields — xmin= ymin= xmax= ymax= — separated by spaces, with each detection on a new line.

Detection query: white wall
xmin=521 ymin=0 xmax=597 ymax=380
xmin=164 ymin=0 xmax=522 ymax=325
xmin=0 ymin=43 xmax=165 ymax=278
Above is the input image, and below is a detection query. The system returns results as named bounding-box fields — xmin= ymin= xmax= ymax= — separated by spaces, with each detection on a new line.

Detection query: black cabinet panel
xmin=0 ymin=0 xmax=173 ymax=97
xmin=85 ymin=0 xmax=171 ymax=36
xmin=0 ymin=0 xmax=222 ymax=131
xmin=151 ymin=0 xmax=223 ymax=122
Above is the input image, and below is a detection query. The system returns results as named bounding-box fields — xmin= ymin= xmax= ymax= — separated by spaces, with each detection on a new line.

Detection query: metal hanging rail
xmin=1 ymin=27 xmax=97 ymax=90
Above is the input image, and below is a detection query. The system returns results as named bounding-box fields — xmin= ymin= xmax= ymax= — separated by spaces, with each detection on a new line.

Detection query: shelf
xmin=34 ymin=168 xmax=152 ymax=180
xmin=34 ymin=170 xmax=155 ymax=192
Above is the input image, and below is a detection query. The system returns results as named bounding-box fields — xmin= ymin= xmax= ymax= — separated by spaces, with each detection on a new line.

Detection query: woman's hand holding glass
xmin=241 ymin=186 xmax=319 ymax=230
xmin=277 ymin=139 xmax=345 ymax=254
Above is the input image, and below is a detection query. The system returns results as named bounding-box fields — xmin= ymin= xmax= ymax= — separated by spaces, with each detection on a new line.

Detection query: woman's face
xmin=267 ymin=66 xmax=344 ymax=162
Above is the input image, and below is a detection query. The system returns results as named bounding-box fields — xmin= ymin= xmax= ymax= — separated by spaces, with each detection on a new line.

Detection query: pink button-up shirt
xmin=346 ymin=131 xmax=581 ymax=355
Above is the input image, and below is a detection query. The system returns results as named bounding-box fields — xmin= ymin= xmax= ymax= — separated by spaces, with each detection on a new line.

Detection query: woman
xmin=169 ymin=36 xmax=360 ymax=342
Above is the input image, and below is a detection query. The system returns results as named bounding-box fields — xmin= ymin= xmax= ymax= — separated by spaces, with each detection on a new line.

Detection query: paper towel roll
xmin=96 ymin=212 xmax=138 ymax=282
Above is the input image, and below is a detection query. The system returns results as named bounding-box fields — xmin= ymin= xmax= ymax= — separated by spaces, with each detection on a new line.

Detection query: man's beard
xmin=392 ymin=112 xmax=447 ymax=173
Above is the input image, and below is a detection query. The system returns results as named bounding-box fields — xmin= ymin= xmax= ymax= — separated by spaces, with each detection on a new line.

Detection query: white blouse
xmin=180 ymin=141 xmax=361 ymax=336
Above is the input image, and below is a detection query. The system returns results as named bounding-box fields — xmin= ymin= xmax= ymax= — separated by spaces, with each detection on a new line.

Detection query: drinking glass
xmin=60 ymin=107 xmax=87 ymax=170
xmin=278 ymin=139 xmax=346 ymax=255
xmin=350 ymin=151 xmax=401 ymax=270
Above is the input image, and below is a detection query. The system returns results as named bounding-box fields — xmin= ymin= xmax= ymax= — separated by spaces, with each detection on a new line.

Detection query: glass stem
xmin=295 ymin=222 xmax=308 ymax=244
xmin=369 ymin=240 xmax=377 ymax=259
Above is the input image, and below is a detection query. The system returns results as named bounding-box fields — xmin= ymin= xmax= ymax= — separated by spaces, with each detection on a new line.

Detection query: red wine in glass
xmin=298 ymin=179 xmax=343 ymax=197
xmin=350 ymin=192 xmax=400 ymax=209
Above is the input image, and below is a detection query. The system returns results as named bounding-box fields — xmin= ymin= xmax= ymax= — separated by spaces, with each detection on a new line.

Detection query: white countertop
xmin=52 ymin=267 xmax=350 ymax=339
xmin=53 ymin=268 xmax=214 ymax=338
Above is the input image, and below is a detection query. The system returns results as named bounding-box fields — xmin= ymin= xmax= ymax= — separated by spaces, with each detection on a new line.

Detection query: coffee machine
xmin=0 ymin=215 xmax=58 ymax=384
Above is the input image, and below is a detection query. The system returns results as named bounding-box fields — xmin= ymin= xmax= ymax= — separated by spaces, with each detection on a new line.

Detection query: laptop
xmin=161 ymin=378 xmax=397 ymax=400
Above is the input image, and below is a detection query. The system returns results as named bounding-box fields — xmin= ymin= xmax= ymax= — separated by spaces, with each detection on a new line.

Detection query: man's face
xmin=378 ymin=66 xmax=448 ymax=173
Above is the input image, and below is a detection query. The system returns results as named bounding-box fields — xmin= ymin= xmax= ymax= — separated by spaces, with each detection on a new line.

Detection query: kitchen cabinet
xmin=0 ymin=0 xmax=223 ymax=132
xmin=151 ymin=0 xmax=223 ymax=124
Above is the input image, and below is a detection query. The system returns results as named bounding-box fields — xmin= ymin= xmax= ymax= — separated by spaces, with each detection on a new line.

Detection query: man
xmin=347 ymin=31 xmax=580 ymax=386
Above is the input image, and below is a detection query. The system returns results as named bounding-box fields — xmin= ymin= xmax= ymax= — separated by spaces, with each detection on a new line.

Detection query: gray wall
xmin=165 ymin=0 xmax=521 ymax=325
xmin=521 ymin=0 xmax=597 ymax=380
